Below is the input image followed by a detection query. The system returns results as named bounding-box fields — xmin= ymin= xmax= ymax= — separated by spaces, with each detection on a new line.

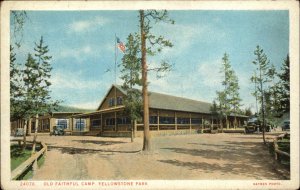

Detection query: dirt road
xmin=30 ymin=133 xmax=285 ymax=180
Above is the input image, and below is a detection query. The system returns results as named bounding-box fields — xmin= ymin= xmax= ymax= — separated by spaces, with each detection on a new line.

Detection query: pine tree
xmin=120 ymin=33 xmax=143 ymax=142
xmin=228 ymin=70 xmax=242 ymax=128
xmin=214 ymin=53 xmax=242 ymax=129
xmin=250 ymin=45 xmax=273 ymax=144
xmin=215 ymin=53 xmax=232 ymax=129
xmin=276 ymin=55 xmax=290 ymax=114
xmin=10 ymin=45 xmax=24 ymax=121
xmin=11 ymin=11 xmax=28 ymax=48
xmin=243 ymin=107 xmax=253 ymax=116
xmin=139 ymin=10 xmax=174 ymax=151
xmin=20 ymin=36 xmax=58 ymax=151
xmin=31 ymin=36 xmax=58 ymax=153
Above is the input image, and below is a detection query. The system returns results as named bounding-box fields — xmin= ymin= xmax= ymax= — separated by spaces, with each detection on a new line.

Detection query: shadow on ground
xmin=159 ymin=141 xmax=284 ymax=179
xmin=72 ymin=140 xmax=126 ymax=145
xmin=157 ymin=159 xmax=280 ymax=179
xmin=164 ymin=141 xmax=265 ymax=160
xmin=47 ymin=146 xmax=141 ymax=155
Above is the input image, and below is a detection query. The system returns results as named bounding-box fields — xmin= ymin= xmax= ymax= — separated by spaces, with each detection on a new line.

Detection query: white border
xmin=1 ymin=1 xmax=299 ymax=190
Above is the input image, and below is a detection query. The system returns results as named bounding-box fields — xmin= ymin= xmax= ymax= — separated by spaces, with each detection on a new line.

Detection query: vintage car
xmin=282 ymin=120 xmax=290 ymax=131
xmin=14 ymin=128 xmax=24 ymax=137
xmin=245 ymin=116 xmax=270 ymax=133
xmin=50 ymin=125 xmax=65 ymax=136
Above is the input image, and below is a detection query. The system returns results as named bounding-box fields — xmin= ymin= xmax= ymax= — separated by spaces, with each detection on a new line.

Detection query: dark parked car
xmin=50 ymin=125 xmax=65 ymax=136
xmin=282 ymin=120 xmax=290 ymax=131
xmin=245 ymin=116 xmax=271 ymax=133
xmin=14 ymin=128 xmax=24 ymax=137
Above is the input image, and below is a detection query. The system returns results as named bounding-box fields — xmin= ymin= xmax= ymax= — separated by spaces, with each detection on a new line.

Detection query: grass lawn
xmin=11 ymin=143 xmax=44 ymax=180
xmin=11 ymin=144 xmax=32 ymax=171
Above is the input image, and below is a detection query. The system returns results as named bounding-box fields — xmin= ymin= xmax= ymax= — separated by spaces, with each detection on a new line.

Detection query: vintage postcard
xmin=1 ymin=1 xmax=299 ymax=189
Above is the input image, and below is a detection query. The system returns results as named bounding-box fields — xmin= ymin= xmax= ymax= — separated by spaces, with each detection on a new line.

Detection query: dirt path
xmin=31 ymin=133 xmax=286 ymax=180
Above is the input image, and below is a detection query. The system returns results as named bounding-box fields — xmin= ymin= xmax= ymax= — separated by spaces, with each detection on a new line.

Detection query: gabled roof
xmin=148 ymin=91 xmax=212 ymax=114
xmin=113 ymin=84 xmax=212 ymax=114
xmin=96 ymin=84 xmax=123 ymax=110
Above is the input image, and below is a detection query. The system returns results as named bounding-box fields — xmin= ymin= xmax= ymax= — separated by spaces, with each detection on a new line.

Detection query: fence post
xmin=274 ymin=139 xmax=278 ymax=161
xmin=32 ymin=158 xmax=38 ymax=174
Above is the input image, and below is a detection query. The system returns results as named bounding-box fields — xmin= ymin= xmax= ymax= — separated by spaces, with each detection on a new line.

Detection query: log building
xmin=11 ymin=84 xmax=248 ymax=136
xmin=71 ymin=85 xmax=248 ymax=137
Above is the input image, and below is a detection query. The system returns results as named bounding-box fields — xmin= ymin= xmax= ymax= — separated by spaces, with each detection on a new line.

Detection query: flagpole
xmin=114 ymin=34 xmax=117 ymax=108
xmin=114 ymin=33 xmax=117 ymax=85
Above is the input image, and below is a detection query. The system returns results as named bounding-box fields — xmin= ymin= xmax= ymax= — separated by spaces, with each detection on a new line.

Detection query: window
xmin=117 ymin=117 xmax=131 ymax=125
xmin=191 ymin=118 xmax=202 ymax=124
xmin=149 ymin=116 xmax=158 ymax=124
xmin=56 ymin=119 xmax=68 ymax=129
xmin=159 ymin=117 xmax=175 ymax=124
xmin=108 ymin=98 xmax=115 ymax=107
xmin=92 ymin=119 xmax=101 ymax=127
xmin=75 ymin=119 xmax=85 ymax=130
xmin=177 ymin=118 xmax=190 ymax=124
xmin=42 ymin=119 xmax=50 ymax=130
xmin=117 ymin=96 xmax=123 ymax=105
xmin=106 ymin=118 xmax=115 ymax=125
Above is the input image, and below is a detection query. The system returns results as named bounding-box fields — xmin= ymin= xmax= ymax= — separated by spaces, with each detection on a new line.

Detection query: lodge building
xmin=11 ymin=84 xmax=248 ymax=136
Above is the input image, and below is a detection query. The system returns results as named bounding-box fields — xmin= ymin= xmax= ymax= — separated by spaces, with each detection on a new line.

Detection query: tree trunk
xmin=140 ymin=10 xmax=151 ymax=152
xmin=32 ymin=114 xmax=39 ymax=155
xmin=131 ymin=120 xmax=134 ymax=143
xmin=234 ymin=116 xmax=237 ymax=129
xmin=225 ymin=115 xmax=229 ymax=129
xmin=22 ymin=119 xmax=28 ymax=150
xmin=220 ymin=119 xmax=223 ymax=132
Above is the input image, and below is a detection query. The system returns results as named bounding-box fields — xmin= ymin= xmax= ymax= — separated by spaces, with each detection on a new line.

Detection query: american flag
xmin=116 ymin=37 xmax=126 ymax=53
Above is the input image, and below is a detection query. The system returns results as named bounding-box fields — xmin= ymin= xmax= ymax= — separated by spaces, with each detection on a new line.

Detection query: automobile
xmin=14 ymin=128 xmax=24 ymax=137
xmin=50 ymin=125 xmax=65 ymax=136
xmin=282 ymin=120 xmax=290 ymax=131
xmin=245 ymin=116 xmax=271 ymax=133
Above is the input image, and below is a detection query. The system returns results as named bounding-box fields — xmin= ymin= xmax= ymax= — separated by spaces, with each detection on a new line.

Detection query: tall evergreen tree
xmin=120 ymin=33 xmax=143 ymax=142
xmin=250 ymin=45 xmax=273 ymax=144
xmin=11 ymin=11 xmax=28 ymax=48
xmin=215 ymin=53 xmax=232 ymax=129
xmin=243 ymin=107 xmax=253 ymax=117
xmin=228 ymin=69 xmax=242 ymax=128
xmin=10 ymin=45 xmax=24 ymax=121
xmin=264 ymin=64 xmax=279 ymax=121
xmin=31 ymin=36 xmax=58 ymax=153
xmin=19 ymin=36 xmax=58 ymax=151
xmin=139 ymin=10 xmax=174 ymax=151
xmin=250 ymin=71 xmax=259 ymax=115
xmin=276 ymin=55 xmax=290 ymax=114
xmin=214 ymin=53 xmax=242 ymax=129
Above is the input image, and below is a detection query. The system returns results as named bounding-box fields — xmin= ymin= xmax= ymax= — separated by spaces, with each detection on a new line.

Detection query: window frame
xmin=56 ymin=119 xmax=68 ymax=129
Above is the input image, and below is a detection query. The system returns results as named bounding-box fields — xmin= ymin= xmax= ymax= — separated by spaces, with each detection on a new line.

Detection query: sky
xmin=11 ymin=10 xmax=289 ymax=111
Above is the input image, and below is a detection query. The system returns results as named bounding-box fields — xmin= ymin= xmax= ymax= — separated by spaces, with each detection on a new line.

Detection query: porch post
xmin=115 ymin=111 xmax=117 ymax=132
xmin=189 ymin=113 xmax=192 ymax=134
xmin=201 ymin=116 xmax=204 ymax=133
xmin=41 ymin=119 xmax=44 ymax=132
xmin=134 ymin=119 xmax=137 ymax=137
xmin=71 ymin=117 xmax=74 ymax=133
xmin=49 ymin=118 xmax=53 ymax=133
xmin=101 ymin=113 xmax=103 ymax=133
xmin=28 ymin=118 xmax=32 ymax=135
xmin=157 ymin=110 xmax=160 ymax=131
xmin=175 ymin=112 xmax=177 ymax=130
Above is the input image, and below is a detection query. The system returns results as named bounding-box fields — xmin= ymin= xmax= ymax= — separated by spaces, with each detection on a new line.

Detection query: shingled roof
xmin=114 ymin=85 xmax=212 ymax=114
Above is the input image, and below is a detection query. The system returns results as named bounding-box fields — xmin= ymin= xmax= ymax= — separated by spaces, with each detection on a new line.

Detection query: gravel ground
xmin=28 ymin=132 xmax=286 ymax=180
